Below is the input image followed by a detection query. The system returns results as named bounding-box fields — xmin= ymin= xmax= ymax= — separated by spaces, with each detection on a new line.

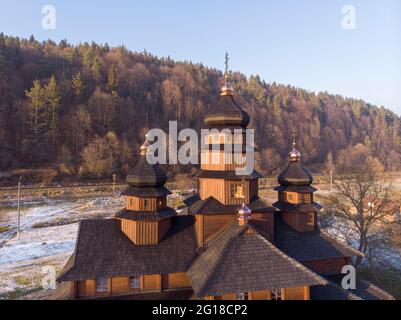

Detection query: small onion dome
xmin=289 ymin=141 xmax=301 ymax=162
xmin=140 ymin=135 xmax=152 ymax=155
xmin=277 ymin=143 xmax=313 ymax=186
xmin=238 ymin=203 xmax=252 ymax=224
xmin=204 ymin=78 xmax=250 ymax=128
xmin=220 ymin=75 xmax=234 ymax=96
xmin=126 ymin=136 xmax=167 ymax=188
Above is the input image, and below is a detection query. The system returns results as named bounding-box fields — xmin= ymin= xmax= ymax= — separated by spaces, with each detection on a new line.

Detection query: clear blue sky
xmin=1 ymin=0 xmax=400 ymax=113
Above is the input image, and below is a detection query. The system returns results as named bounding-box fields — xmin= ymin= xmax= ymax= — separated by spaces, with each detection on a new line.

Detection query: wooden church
xmin=57 ymin=73 xmax=394 ymax=300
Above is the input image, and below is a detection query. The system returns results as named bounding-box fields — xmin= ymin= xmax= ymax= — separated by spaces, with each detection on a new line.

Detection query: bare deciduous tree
xmin=327 ymin=169 xmax=397 ymax=266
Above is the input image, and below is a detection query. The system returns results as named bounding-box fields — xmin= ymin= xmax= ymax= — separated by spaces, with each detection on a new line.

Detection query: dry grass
xmin=358 ymin=266 xmax=401 ymax=299
xmin=0 ymin=226 xmax=11 ymax=233
xmin=32 ymin=217 xmax=79 ymax=229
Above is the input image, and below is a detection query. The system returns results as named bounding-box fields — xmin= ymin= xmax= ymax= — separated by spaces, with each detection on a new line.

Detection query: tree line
xmin=1 ymin=33 xmax=400 ymax=182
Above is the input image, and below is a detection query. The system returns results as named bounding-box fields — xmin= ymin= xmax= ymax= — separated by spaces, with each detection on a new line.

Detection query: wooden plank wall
xmin=203 ymin=214 xmax=236 ymax=241
xmin=121 ymin=218 xmax=171 ymax=245
xmin=196 ymin=214 xmax=236 ymax=246
xmin=282 ymin=286 xmax=309 ymax=300
xmin=209 ymin=287 xmax=308 ymax=301
xmin=195 ymin=215 xmax=204 ymax=246
xmin=75 ymin=273 xmax=192 ymax=299
xmin=250 ymin=212 xmax=274 ymax=240
xmin=200 ymin=151 xmax=248 ymax=171
xmin=282 ymin=211 xmax=315 ymax=232
xmin=111 ymin=277 xmax=129 ymax=294
xmin=199 ymin=178 xmax=258 ymax=205
xmin=142 ymin=274 xmax=162 ymax=291
xmin=162 ymin=273 xmax=191 ymax=289
xmin=303 ymin=257 xmax=351 ymax=275
xmin=199 ymin=178 xmax=225 ymax=202
xmin=126 ymin=196 xmax=166 ymax=211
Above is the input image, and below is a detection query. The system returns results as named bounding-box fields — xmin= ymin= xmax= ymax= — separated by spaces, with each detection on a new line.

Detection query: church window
xmin=271 ymin=289 xmax=282 ymax=300
xmin=300 ymin=193 xmax=311 ymax=203
xmin=286 ymin=192 xmax=298 ymax=204
xmin=236 ymin=292 xmax=249 ymax=300
xmin=129 ymin=275 xmax=140 ymax=289
xmin=230 ymin=183 xmax=245 ymax=199
xmin=96 ymin=277 xmax=108 ymax=293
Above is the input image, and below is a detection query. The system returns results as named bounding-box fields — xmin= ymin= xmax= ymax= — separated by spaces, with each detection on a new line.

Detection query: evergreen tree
xmin=25 ymin=80 xmax=44 ymax=135
xmin=44 ymin=75 xmax=61 ymax=147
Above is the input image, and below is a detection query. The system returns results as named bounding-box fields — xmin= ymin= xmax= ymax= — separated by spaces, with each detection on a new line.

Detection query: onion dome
xmin=126 ymin=135 xmax=167 ymax=188
xmin=204 ymin=75 xmax=250 ymax=128
xmin=277 ymin=142 xmax=313 ymax=186
xmin=238 ymin=203 xmax=252 ymax=225
xmin=288 ymin=141 xmax=301 ymax=162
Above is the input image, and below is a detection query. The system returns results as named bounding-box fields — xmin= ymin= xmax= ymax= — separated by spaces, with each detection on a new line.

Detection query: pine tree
xmin=25 ymin=80 xmax=44 ymax=135
xmin=44 ymin=75 xmax=61 ymax=147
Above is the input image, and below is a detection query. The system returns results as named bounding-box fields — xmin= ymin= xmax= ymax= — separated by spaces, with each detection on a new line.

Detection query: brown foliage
xmin=1 ymin=34 xmax=401 ymax=179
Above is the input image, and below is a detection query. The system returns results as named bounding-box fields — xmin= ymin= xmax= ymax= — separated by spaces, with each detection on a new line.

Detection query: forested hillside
xmin=0 ymin=34 xmax=400 ymax=182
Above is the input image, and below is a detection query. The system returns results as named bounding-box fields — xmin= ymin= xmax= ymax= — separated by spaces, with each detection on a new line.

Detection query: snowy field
xmin=0 ymin=197 xmax=124 ymax=299
xmin=1 ymin=190 xmax=400 ymax=299
xmin=325 ymin=218 xmax=401 ymax=271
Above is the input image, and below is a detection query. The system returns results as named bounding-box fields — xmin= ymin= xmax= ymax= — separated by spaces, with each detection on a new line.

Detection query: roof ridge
xmin=357 ymin=279 xmax=395 ymax=300
xmin=249 ymin=225 xmax=328 ymax=286
xmin=196 ymin=222 xmax=247 ymax=296
xmin=320 ymin=228 xmax=364 ymax=257
xmin=325 ymin=278 xmax=362 ymax=300
xmin=57 ymin=218 xmax=83 ymax=281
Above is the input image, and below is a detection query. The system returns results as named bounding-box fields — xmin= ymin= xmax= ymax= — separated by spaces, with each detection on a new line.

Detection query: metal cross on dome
xmin=224 ymin=51 xmax=230 ymax=75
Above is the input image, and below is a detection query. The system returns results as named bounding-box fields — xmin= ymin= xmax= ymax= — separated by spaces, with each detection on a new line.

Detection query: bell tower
xmin=185 ymin=54 xmax=268 ymax=246
xmin=115 ymin=135 xmax=175 ymax=245
xmin=273 ymin=140 xmax=321 ymax=232
xmin=200 ymin=54 xmax=261 ymax=206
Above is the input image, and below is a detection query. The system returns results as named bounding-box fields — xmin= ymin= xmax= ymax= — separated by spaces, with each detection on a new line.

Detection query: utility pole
xmin=17 ymin=177 xmax=21 ymax=240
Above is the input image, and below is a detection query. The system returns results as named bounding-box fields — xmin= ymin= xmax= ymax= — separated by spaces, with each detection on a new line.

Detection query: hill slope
xmin=0 ymin=34 xmax=400 ymax=181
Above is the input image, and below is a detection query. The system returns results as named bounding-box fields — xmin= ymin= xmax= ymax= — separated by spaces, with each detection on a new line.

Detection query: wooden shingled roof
xmin=184 ymin=195 xmax=274 ymax=215
xmin=121 ymin=186 xmax=171 ymax=198
xmin=126 ymin=155 xmax=167 ymax=188
xmin=273 ymin=215 xmax=363 ymax=261
xmin=187 ymin=221 xmax=327 ymax=297
xmin=204 ymin=95 xmax=250 ymax=128
xmin=272 ymin=201 xmax=322 ymax=213
xmin=115 ymin=208 xmax=176 ymax=221
xmin=198 ymin=170 xmax=263 ymax=181
xmin=57 ymin=216 xmax=198 ymax=282
xmin=277 ymin=161 xmax=313 ymax=187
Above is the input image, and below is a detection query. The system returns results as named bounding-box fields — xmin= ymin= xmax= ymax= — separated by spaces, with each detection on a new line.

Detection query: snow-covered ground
xmin=0 ymin=197 xmax=124 ymax=298
xmin=325 ymin=218 xmax=401 ymax=271
xmin=0 ymin=223 xmax=78 ymax=265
